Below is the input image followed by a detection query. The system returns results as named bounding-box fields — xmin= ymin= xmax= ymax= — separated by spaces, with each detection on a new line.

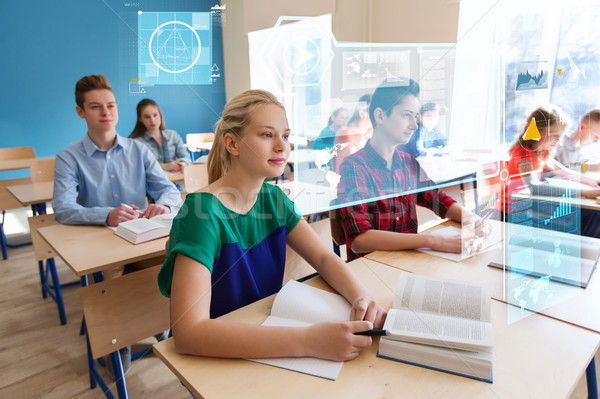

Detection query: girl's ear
xmin=223 ymin=133 xmax=240 ymax=156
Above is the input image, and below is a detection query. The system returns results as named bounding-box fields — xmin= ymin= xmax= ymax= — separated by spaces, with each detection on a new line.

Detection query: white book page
xmin=247 ymin=316 xmax=343 ymax=380
xmin=118 ymin=218 xmax=165 ymax=234
xmin=150 ymin=212 xmax=176 ymax=227
xmin=383 ymin=309 xmax=493 ymax=352
xmin=393 ymin=273 xmax=491 ymax=322
xmin=417 ymin=226 xmax=502 ymax=262
xmin=270 ymin=280 xmax=351 ymax=325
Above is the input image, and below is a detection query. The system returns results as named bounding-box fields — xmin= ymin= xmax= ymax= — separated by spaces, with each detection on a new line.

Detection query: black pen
xmin=354 ymin=329 xmax=387 ymax=336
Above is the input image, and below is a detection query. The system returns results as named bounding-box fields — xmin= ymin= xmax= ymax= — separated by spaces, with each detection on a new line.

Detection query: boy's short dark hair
xmin=369 ymin=78 xmax=420 ymax=126
xmin=581 ymin=109 xmax=600 ymax=125
xmin=75 ymin=75 xmax=114 ymax=108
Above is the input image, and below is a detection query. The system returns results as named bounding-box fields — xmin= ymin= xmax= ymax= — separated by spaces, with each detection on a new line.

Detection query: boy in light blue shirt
xmin=53 ymin=75 xmax=181 ymax=227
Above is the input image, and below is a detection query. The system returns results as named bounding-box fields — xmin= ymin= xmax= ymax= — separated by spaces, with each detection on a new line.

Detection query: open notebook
xmin=247 ymin=280 xmax=352 ymax=380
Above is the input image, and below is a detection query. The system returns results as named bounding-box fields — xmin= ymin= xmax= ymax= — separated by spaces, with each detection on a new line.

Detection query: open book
xmin=247 ymin=280 xmax=352 ymax=380
xmin=114 ymin=213 xmax=175 ymax=244
xmin=488 ymin=229 xmax=599 ymax=288
xmin=378 ymin=272 xmax=493 ymax=383
xmin=417 ymin=225 xmax=502 ymax=262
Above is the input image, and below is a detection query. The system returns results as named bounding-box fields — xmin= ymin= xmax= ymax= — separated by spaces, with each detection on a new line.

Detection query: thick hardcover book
xmin=377 ymin=272 xmax=493 ymax=382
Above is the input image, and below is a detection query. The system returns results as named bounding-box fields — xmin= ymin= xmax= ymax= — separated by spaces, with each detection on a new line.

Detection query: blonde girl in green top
xmin=164 ymin=89 xmax=386 ymax=361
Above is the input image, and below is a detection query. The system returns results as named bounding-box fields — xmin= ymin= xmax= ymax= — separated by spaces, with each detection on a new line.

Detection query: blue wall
xmin=0 ymin=0 xmax=226 ymax=178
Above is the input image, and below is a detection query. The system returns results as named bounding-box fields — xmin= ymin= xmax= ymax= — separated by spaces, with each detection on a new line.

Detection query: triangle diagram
xmin=523 ymin=117 xmax=541 ymax=141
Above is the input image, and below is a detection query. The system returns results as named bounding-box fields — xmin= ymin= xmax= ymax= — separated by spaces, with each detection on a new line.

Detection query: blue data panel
xmin=138 ymin=11 xmax=212 ymax=85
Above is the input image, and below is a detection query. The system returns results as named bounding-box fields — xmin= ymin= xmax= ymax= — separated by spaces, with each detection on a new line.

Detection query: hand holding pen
xmin=474 ymin=210 xmax=493 ymax=238
xmin=121 ymin=203 xmax=145 ymax=217
xmin=105 ymin=203 xmax=143 ymax=227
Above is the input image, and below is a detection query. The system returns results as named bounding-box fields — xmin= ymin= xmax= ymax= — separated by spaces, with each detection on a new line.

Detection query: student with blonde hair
xmin=158 ymin=89 xmax=386 ymax=361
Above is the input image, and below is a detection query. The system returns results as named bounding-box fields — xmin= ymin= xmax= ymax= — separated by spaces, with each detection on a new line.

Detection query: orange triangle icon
xmin=523 ymin=118 xmax=541 ymax=141
xmin=557 ymin=69 xmax=563 ymax=75
xmin=583 ymin=164 xmax=588 ymax=172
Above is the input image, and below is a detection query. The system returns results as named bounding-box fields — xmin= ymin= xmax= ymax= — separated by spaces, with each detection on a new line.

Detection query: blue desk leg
xmin=38 ymin=260 xmax=47 ymax=298
xmin=47 ymin=258 xmax=67 ymax=325
xmin=110 ymin=351 xmax=129 ymax=399
xmin=1 ymin=210 xmax=9 ymax=260
xmin=587 ymin=358 xmax=598 ymax=399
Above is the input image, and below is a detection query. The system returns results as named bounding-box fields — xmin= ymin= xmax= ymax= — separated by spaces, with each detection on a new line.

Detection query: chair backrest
xmin=329 ymin=208 xmax=346 ymax=247
xmin=183 ymin=163 xmax=209 ymax=193
xmin=27 ymin=214 xmax=58 ymax=261
xmin=0 ymin=146 xmax=35 ymax=161
xmin=79 ymin=265 xmax=170 ymax=359
xmin=0 ymin=177 xmax=31 ymax=211
xmin=186 ymin=133 xmax=215 ymax=147
xmin=29 ymin=158 xmax=55 ymax=183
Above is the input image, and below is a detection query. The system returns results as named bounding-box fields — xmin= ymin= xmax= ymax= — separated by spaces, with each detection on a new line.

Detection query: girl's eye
xmin=283 ymin=134 xmax=290 ymax=140
xmin=263 ymin=132 xmax=273 ymax=138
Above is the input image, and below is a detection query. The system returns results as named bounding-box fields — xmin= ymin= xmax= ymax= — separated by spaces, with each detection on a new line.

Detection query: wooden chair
xmin=80 ymin=265 xmax=170 ymax=398
xmin=27 ymin=214 xmax=78 ymax=325
xmin=0 ymin=146 xmax=35 ymax=161
xmin=0 ymin=146 xmax=36 ymax=258
xmin=0 ymin=177 xmax=31 ymax=259
xmin=185 ymin=133 xmax=214 ymax=161
xmin=329 ymin=208 xmax=346 ymax=258
xmin=29 ymin=158 xmax=55 ymax=183
xmin=183 ymin=163 xmax=209 ymax=194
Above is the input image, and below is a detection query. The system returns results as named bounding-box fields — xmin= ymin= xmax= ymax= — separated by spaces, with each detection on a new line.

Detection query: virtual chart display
xmin=138 ymin=11 xmax=212 ymax=85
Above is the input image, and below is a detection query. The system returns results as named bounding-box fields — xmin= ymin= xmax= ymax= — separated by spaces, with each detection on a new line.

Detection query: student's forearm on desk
xmin=350 ymin=229 xmax=433 ymax=254
xmin=170 ymin=253 xmax=373 ymax=361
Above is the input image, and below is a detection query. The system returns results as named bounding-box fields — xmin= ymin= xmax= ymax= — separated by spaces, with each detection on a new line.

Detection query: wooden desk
xmin=184 ymin=142 xmax=213 ymax=152
xmin=38 ymin=224 xmax=168 ymax=276
xmin=416 ymin=156 xmax=479 ymax=185
xmin=7 ymin=181 xmax=53 ymax=206
xmin=365 ymin=221 xmax=600 ymax=334
xmin=166 ymin=171 xmax=184 ymax=183
xmin=154 ymin=258 xmax=599 ymax=399
xmin=512 ymin=189 xmax=600 ymax=211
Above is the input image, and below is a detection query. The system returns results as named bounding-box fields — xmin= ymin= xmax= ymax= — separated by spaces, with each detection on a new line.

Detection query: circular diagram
xmin=148 ymin=21 xmax=201 ymax=74
xmin=282 ymin=37 xmax=321 ymax=76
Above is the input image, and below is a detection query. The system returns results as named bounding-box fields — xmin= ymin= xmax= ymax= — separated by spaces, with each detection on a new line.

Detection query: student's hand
xmin=582 ymin=188 xmax=600 ymax=199
xmin=106 ymin=204 xmax=138 ymax=226
xmin=427 ymin=234 xmax=463 ymax=253
xmin=305 ymin=321 xmax=374 ymax=361
xmin=161 ymin=161 xmax=184 ymax=173
xmin=580 ymin=176 xmax=599 ymax=188
xmin=144 ymin=204 xmax=170 ymax=219
xmin=350 ymin=296 xmax=387 ymax=329
xmin=474 ymin=218 xmax=492 ymax=239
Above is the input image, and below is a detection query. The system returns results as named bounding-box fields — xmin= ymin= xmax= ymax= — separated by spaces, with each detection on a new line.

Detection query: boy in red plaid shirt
xmin=337 ymin=78 xmax=489 ymax=261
